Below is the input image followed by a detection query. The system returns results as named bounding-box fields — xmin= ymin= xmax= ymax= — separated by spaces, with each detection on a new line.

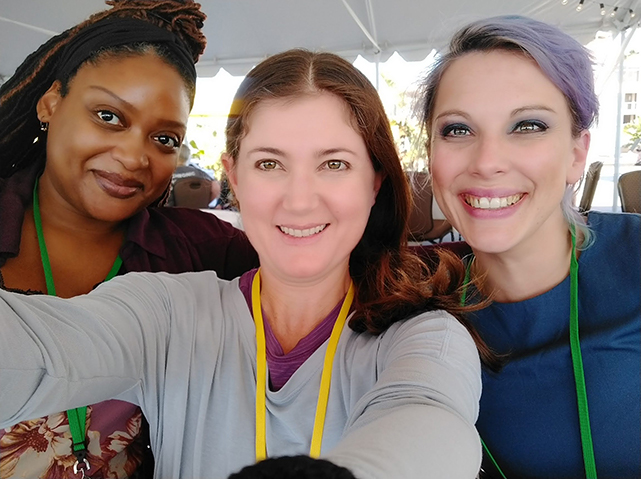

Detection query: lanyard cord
xmin=33 ymin=179 xmax=123 ymax=476
xmin=251 ymin=269 xmax=354 ymax=461
xmin=568 ymin=228 xmax=597 ymax=479
xmin=461 ymin=230 xmax=597 ymax=479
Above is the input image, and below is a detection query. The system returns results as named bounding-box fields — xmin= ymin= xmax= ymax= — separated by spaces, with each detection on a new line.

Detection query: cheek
xmin=233 ymin=173 xmax=275 ymax=217
xmin=334 ymin=181 xmax=377 ymax=222
xmin=150 ymin=157 xmax=178 ymax=191
xmin=429 ymin=153 xmax=454 ymax=196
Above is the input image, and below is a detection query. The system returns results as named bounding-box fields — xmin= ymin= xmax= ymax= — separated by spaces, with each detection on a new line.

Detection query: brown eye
xmin=154 ymin=135 xmax=180 ymax=149
xmin=326 ymin=160 xmax=346 ymax=170
xmin=97 ymin=110 xmax=121 ymax=126
xmin=258 ymin=160 xmax=279 ymax=170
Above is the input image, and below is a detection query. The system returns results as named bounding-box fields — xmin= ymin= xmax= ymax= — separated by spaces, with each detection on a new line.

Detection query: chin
xmin=275 ymin=258 xmax=334 ymax=281
xmin=462 ymin=230 xmax=522 ymax=256
xmin=87 ymin=204 xmax=141 ymax=223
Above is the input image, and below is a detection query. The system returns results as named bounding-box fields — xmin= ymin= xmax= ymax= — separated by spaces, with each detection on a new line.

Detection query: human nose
xmin=111 ymin=131 xmax=150 ymax=170
xmin=282 ymin=169 xmax=319 ymax=212
xmin=468 ymin=134 xmax=508 ymax=178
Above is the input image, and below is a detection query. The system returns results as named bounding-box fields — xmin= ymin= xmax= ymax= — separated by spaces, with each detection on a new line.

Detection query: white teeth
xmin=279 ymin=224 xmax=327 ymax=237
xmin=466 ymin=194 xmax=523 ymax=210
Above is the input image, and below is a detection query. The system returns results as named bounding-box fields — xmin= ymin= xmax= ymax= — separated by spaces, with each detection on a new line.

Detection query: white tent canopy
xmin=0 ymin=0 xmax=639 ymax=78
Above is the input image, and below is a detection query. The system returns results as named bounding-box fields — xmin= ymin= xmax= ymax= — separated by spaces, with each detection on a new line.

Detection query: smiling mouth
xmin=464 ymin=193 xmax=524 ymax=210
xmin=93 ymin=171 xmax=144 ymax=199
xmin=278 ymin=224 xmax=327 ymax=238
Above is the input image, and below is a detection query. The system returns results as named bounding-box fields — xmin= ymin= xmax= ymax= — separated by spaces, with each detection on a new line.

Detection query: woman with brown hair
xmin=0 ymin=49 xmax=485 ymax=478
xmin=0 ymin=1 xmax=257 ymax=477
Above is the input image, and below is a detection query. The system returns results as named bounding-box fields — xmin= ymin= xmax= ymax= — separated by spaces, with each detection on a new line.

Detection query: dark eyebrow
xmin=318 ymin=148 xmax=357 ymax=157
xmin=90 ymin=85 xmax=135 ymax=109
xmin=88 ymin=85 xmax=187 ymax=131
xmin=246 ymin=147 xmax=285 ymax=156
xmin=246 ymin=147 xmax=358 ymax=157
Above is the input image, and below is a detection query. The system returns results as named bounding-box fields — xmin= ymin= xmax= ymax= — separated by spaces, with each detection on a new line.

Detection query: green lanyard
xmin=461 ymin=229 xmax=597 ymax=479
xmin=33 ymin=179 xmax=123 ymax=477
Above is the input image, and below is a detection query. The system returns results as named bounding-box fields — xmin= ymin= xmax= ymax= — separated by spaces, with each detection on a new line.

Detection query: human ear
xmin=374 ymin=172 xmax=384 ymax=195
xmin=567 ymin=129 xmax=590 ymax=184
xmin=369 ymin=172 xmax=385 ymax=206
xmin=221 ymin=153 xmax=238 ymax=191
xmin=36 ymin=81 xmax=63 ymax=123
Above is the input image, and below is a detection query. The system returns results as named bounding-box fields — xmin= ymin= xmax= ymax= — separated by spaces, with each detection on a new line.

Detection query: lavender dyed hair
xmin=418 ymin=15 xmax=598 ymax=247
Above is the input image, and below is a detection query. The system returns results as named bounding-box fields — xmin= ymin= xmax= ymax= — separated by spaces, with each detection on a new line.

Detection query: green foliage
xmin=623 ymin=116 xmax=641 ymax=142
xmin=382 ymin=74 xmax=428 ymax=172
xmin=188 ymin=139 xmax=206 ymax=160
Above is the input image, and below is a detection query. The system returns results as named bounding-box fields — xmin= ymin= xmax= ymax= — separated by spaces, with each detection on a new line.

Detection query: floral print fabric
xmin=1 ymin=401 xmax=146 ymax=479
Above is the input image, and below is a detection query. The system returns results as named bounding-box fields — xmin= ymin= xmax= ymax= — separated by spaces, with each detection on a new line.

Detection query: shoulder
xmin=132 ymin=207 xmax=245 ymax=242
xmin=587 ymin=211 xmax=640 ymax=240
xmin=351 ymin=309 xmax=481 ymax=424
xmin=379 ymin=310 xmax=480 ymax=366
xmin=584 ymin=211 xmax=640 ymax=267
xmin=100 ymin=270 xmax=226 ymax=313
xmin=123 ymin=208 xmax=257 ymax=278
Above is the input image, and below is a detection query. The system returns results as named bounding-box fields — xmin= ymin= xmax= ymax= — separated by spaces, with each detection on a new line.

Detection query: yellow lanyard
xmin=251 ymin=269 xmax=354 ymax=461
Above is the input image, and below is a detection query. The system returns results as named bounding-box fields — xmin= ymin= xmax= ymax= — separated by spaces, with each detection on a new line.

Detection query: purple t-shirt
xmin=239 ymin=269 xmax=345 ymax=391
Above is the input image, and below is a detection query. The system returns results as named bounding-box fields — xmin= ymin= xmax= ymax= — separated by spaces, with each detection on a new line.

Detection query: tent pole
xmin=612 ymin=30 xmax=629 ymax=212
xmin=0 ymin=16 xmax=58 ymax=35
xmin=340 ymin=0 xmax=381 ymax=54
xmin=375 ymin=55 xmax=380 ymax=91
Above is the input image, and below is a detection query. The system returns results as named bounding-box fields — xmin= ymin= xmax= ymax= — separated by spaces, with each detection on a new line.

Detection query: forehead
xmin=434 ymin=50 xmax=569 ymax=117
xmin=69 ymin=53 xmax=191 ymax=108
xmin=241 ymin=92 xmax=363 ymax=146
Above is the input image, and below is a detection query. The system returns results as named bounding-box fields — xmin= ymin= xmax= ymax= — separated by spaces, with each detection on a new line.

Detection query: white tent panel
xmin=0 ymin=0 xmax=639 ymax=78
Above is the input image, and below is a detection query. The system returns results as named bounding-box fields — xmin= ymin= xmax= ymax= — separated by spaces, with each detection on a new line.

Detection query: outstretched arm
xmin=326 ymin=312 xmax=482 ymax=479
xmin=0 ymin=272 xmax=185 ymax=427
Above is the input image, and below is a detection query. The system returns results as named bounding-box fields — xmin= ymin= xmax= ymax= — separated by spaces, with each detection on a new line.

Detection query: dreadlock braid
xmin=0 ymin=0 xmax=206 ymax=178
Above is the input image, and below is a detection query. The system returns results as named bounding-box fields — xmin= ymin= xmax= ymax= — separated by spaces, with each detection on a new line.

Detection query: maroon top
xmin=0 ymin=161 xmax=259 ymax=278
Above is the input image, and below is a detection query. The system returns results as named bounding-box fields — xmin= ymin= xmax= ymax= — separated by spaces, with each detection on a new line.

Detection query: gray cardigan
xmin=0 ymin=272 xmax=482 ymax=478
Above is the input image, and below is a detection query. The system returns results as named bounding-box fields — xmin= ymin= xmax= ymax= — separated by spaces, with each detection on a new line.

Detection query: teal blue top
xmin=469 ymin=211 xmax=641 ymax=478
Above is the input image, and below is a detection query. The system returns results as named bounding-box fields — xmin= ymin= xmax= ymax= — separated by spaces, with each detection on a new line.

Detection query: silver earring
xmin=40 ymin=121 xmax=48 ymax=132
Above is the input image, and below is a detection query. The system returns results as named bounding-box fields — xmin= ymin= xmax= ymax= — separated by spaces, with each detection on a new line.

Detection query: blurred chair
xmin=617 ymin=170 xmax=641 ymax=213
xmin=173 ymin=177 xmax=212 ymax=209
xmin=578 ymin=161 xmax=603 ymax=213
xmin=407 ymin=171 xmax=453 ymax=243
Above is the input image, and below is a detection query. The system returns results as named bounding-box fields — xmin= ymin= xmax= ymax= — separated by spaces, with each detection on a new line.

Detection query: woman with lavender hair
xmin=418 ymin=15 xmax=640 ymax=479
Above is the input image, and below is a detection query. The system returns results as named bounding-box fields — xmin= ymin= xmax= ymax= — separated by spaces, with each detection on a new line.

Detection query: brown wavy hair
xmin=225 ymin=49 xmax=496 ymax=368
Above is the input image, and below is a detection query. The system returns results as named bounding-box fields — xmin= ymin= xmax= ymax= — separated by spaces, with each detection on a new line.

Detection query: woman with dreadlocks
xmin=0 ymin=1 xmax=258 ymax=477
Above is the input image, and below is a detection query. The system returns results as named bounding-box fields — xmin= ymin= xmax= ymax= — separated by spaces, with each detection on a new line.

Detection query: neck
xmin=472 ymin=216 xmax=578 ymax=303
xmin=36 ymin=174 xmax=124 ymax=240
xmin=258 ymin=267 xmax=351 ymax=354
